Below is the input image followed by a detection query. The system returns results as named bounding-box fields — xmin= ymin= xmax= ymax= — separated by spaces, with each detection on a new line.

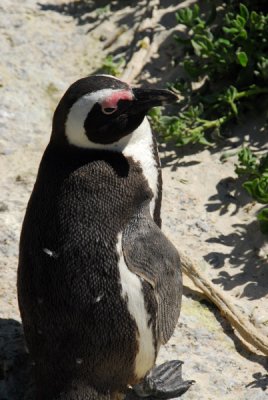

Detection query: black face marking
xmin=84 ymin=100 xmax=145 ymax=144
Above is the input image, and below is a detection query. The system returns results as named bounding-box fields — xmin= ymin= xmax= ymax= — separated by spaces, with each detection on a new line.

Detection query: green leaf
xmin=259 ymin=155 xmax=268 ymax=174
xmin=256 ymin=57 xmax=268 ymax=81
xmin=192 ymin=3 xmax=200 ymax=19
xmin=239 ymin=29 xmax=248 ymax=40
xmin=222 ymin=86 xmax=238 ymax=105
xmin=96 ymin=5 xmax=110 ymax=16
xmin=183 ymin=59 xmax=200 ymax=78
xmin=243 ymin=176 xmax=268 ymax=204
xmin=223 ymin=27 xmax=239 ymax=35
xmin=198 ymin=136 xmax=213 ymax=146
xmin=236 ymin=51 xmax=248 ymax=67
xmin=217 ymin=38 xmax=232 ymax=47
xmin=176 ymin=10 xmax=187 ymax=25
xmin=186 ymin=8 xmax=193 ymax=24
xmin=176 ymin=6 xmax=200 ymax=27
xmin=236 ymin=15 xmax=246 ymax=28
xmin=250 ymin=11 xmax=258 ymax=23
xmin=239 ymin=4 xmax=249 ymax=21
xmin=250 ymin=11 xmax=262 ymax=28
xmin=238 ymin=147 xmax=257 ymax=166
xmin=257 ymin=208 xmax=268 ymax=234
xmin=235 ymin=147 xmax=258 ymax=176
xmin=191 ymin=39 xmax=203 ymax=56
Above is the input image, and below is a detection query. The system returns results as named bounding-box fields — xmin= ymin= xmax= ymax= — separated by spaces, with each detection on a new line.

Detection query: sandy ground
xmin=0 ymin=0 xmax=267 ymax=399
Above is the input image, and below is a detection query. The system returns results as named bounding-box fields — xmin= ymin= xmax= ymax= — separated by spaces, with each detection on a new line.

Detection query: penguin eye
xmin=102 ymin=107 xmax=117 ymax=115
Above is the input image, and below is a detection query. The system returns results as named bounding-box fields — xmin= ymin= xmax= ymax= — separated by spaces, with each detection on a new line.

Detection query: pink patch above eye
xmin=101 ymin=90 xmax=133 ymax=110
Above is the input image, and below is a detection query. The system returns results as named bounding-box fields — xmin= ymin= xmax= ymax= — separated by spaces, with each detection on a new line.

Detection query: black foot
xmin=127 ymin=360 xmax=195 ymax=400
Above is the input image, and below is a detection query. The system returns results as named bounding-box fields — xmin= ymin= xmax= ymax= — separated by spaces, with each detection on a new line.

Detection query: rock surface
xmin=0 ymin=0 xmax=267 ymax=399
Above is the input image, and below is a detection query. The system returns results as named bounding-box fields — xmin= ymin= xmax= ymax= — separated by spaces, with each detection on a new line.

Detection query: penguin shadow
xmin=0 ymin=318 xmax=33 ymax=400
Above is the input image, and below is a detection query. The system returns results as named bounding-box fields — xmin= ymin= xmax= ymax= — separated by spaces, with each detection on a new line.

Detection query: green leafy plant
xmin=95 ymin=5 xmax=111 ymax=16
xmin=150 ymin=2 xmax=268 ymax=147
xmin=149 ymin=105 xmax=212 ymax=146
xmin=101 ymin=55 xmax=125 ymax=77
xmin=236 ymin=147 xmax=268 ymax=233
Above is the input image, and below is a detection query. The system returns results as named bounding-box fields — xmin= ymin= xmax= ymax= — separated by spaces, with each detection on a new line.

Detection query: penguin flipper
xmin=126 ymin=360 xmax=194 ymax=399
xmin=122 ymin=203 xmax=182 ymax=344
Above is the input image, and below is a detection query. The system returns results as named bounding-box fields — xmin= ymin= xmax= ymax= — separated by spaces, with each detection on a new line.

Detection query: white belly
xmin=116 ymin=233 xmax=155 ymax=380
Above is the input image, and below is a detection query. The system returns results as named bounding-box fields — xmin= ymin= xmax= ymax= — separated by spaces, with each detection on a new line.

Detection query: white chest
xmin=122 ymin=118 xmax=159 ymax=216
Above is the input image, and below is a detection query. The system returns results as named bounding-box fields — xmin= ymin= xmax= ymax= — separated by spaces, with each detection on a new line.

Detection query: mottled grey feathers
xmin=122 ymin=203 xmax=182 ymax=344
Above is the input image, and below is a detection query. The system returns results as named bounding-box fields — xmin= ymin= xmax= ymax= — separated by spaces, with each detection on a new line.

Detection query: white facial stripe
xmin=65 ymin=88 xmax=127 ymax=148
xmin=122 ymin=118 xmax=158 ymax=216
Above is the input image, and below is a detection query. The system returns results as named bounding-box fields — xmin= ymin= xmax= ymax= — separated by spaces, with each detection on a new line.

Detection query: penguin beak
xmin=132 ymin=88 xmax=178 ymax=112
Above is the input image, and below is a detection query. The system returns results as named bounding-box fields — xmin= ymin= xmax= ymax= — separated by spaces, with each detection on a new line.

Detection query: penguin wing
xmin=122 ymin=204 xmax=182 ymax=344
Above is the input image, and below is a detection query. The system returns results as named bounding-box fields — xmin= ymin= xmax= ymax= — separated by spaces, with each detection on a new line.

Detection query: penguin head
xmin=51 ymin=75 xmax=178 ymax=148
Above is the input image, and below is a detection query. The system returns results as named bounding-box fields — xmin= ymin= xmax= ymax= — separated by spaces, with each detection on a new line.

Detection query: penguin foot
xmin=127 ymin=360 xmax=195 ymax=400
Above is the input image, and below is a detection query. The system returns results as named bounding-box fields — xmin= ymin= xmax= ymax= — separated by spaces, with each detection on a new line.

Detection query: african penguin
xmin=18 ymin=75 xmax=193 ymax=400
